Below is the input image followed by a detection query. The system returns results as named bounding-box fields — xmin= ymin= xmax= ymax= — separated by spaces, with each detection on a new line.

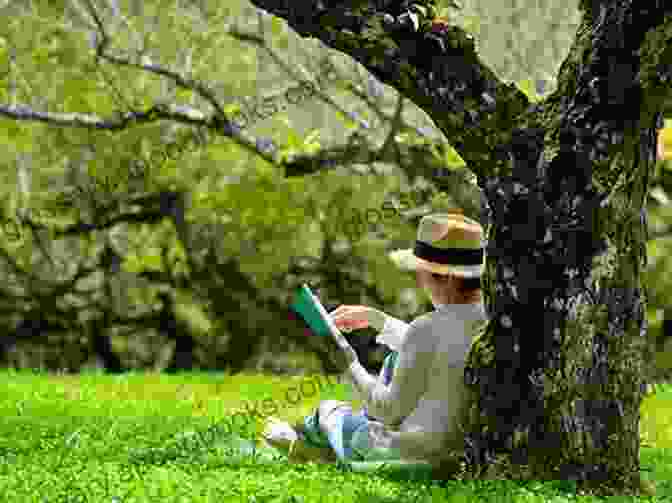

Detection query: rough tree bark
xmin=244 ymin=0 xmax=672 ymax=496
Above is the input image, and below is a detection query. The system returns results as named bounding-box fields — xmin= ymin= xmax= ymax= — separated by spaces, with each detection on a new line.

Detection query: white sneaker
xmin=262 ymin=417 xmax=336 ymax=464
xmin=262 ymin=417 xmax=298 ymax=454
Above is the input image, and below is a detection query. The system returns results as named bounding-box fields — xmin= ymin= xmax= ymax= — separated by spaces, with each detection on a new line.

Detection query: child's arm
xmin=375 ymin=315 xmax=411 ymax=352
xmin=347 ymin=317 xmax=434 ymax=427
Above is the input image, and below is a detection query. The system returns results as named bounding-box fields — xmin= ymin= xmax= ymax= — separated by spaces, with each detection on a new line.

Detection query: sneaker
xmin=262 ymin=417 xmax=298 ymax=454
xmin=262 ymin=417 xmax=336 ymax=464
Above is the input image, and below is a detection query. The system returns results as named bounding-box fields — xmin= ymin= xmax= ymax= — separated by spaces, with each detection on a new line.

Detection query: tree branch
xmin=244 ymin=0 xmax=531 ymax=180
xmin=227 ymin=21 xmax=372 ymax=132
xmin=1 ymin=2 xmax=284 ymax=168
xmin=1 ymin=2 xmax=460 ymax=184
xmin=281 ymin=119 xmax=457 ymax=179
xmin=0 ymin=102 xmax=207 ymax=130
xmin=18 ymin=191 xmax=180 ymax=238
xmin=81 ymin=0 xmax=227 ymax=118
xmin=0 ymin=100 xmax=285 ymax=169
xmin=245 ymin=0 xmax=672 ymax=187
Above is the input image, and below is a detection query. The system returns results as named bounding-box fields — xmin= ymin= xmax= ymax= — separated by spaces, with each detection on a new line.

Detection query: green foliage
xmin=0 ymin=0 xmax=669 ymax=392
xmin=275 ymin=120 xmax=323 ymax=162
xmin=174 ymin=288 xmax=213 ymax=335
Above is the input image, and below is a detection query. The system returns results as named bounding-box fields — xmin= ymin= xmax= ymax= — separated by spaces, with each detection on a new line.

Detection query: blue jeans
xmin=303 ymin=351 xmax=399 ymax=461
xmin=331 ymin=408 xmax=370 ymax=460
xmin=303 ymin=405 xmax=369 ymax=461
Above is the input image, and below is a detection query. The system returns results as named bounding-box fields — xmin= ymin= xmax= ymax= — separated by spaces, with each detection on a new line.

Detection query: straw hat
xmin=388 ymin=210 xmax=485 ymax=278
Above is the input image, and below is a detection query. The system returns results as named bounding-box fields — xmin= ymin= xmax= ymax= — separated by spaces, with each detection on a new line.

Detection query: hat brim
xmin=388 ymin=248 xmax=483 ymax=278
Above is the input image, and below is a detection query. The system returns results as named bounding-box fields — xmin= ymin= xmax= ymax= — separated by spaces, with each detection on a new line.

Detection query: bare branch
xmin=1 ymin=1 xmax=457 ymax=184
xmin=340 ymin=70 xmax=444 ymax=143
xmin=227 ymin=25 xmax=373 ymax=131
xmin=21 ymin=206 xmax=167 ymax=239
xmin=0 ymin=100 xmax=288 ymax=172
xmin=225 ymin=21 xmax=454 ymax=178
xmin=0 ymin=102 xmax=207 ymax=130
xmin=281 ymin=120 xmax=454 ymax=179
xmin=0 ymin=3 xmax=292 ymax=169
xmin=378 ymin=93 xmax=406 ymax=160
xmin=81 ymin=0 xmax=226 ymax=118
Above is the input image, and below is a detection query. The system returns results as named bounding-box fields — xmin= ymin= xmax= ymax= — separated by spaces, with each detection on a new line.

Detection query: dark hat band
xmin=414 ymin=240 xmax=483 ymax=266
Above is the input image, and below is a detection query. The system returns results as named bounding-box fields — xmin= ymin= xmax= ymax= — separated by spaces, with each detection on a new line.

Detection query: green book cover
xmin=288 ymin=283 xmax=354 ymax=401
xmin=289 ymin=284 xmax=333 ymax=337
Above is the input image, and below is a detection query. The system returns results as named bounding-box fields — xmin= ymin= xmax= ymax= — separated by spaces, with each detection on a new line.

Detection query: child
xmin=264 ymin=211 xmax=487 ymax=466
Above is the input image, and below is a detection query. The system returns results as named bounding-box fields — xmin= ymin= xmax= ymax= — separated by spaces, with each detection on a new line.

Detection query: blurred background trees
xmin=0 ymin=0 xmax=669 ymax=382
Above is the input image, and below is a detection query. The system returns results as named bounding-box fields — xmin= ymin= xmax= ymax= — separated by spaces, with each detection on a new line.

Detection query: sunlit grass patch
xmin=0 ymin=368 xmax=670 ymax=502
xmin=0 ymin=369 xmax=351 ymax=420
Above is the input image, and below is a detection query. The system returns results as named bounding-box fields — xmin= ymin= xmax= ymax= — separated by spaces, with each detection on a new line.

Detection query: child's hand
xmin=330 ymin=305 xmax=385 ymax=332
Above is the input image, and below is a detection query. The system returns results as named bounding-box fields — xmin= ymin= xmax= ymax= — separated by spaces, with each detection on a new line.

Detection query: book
xmin=289 ymin=283 xmax=355 ymax=400
xmin=289 ymin=283 xmax=340 ymax=338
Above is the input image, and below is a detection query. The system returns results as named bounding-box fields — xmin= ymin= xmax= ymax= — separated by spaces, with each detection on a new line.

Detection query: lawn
xmin=0 ymin=368 xmax=670 ymax=502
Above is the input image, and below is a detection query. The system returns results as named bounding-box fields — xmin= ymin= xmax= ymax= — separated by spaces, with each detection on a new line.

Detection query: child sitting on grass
xmin=263 ymin=211 xmax=488 ymax=468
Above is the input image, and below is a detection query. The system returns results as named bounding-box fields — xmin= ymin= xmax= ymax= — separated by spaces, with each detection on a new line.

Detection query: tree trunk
xmin=164 ymin=333 xmax=196 ymax=373
xmin=90 ymin=329 xmax=125 ymax=374
xmin=157 ymin=293 xmax=198 ymax=373
xmin=460 ymin=120 xmax=653 ymax=492
xmin=246 ymin=0 xmax=672 ymax=495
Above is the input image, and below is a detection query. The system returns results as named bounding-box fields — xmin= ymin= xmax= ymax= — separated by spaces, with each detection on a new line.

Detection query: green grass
xmin=0 ymin=368 xmax=670 ymax=502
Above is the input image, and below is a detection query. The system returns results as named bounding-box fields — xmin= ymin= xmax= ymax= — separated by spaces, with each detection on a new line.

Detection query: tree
xmin=223 ymin=0 xmax=672 ymax=495
xmin=0 ymin=0 xmax=670 ymax=496
xmin=0 ymin=0 xmax=482 ymax=376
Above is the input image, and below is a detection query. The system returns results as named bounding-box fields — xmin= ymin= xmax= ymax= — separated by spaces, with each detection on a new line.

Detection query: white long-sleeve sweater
xmin=342 ymin=302 xmax=488 ymax=464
